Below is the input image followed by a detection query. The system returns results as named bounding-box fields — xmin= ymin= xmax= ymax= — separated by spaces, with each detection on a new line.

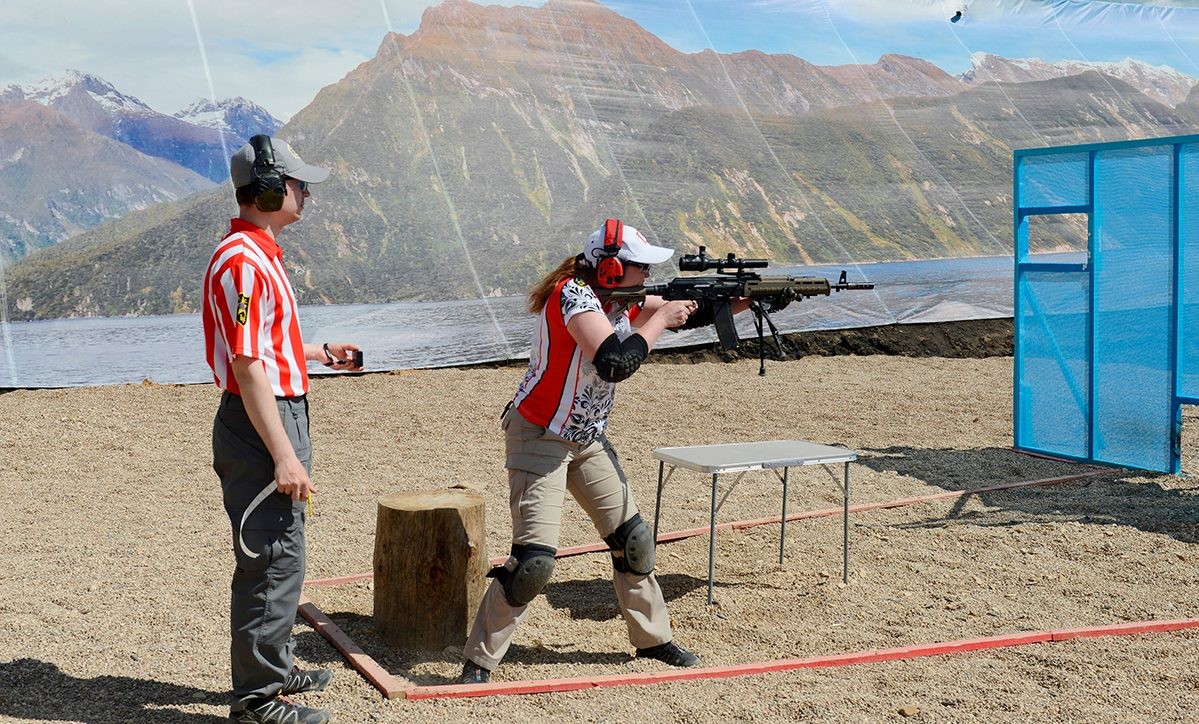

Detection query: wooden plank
xmin=297 ymin=593 xmax=406 ymax=699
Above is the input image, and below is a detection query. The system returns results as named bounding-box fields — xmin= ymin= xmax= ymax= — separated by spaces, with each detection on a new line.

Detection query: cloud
xmin=749 ymin=0 xmax=1196 ymax=26
xmin=747 ymin=0 xmax=961 ymax=23
xmin=3 ymin=0 xmax=1193 ymax=120
xmin=0 ymin=1 xmax=540 ymax=120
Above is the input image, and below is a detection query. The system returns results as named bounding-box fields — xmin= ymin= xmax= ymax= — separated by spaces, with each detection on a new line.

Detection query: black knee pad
xmin=488 ymin=543 xmax=556 ymax=606
xmin=604 ymin=514 xmax=656 ymax=575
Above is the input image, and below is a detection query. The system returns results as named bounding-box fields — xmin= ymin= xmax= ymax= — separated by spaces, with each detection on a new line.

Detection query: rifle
xmin=608 ymin=246 xmax=874 ymax=375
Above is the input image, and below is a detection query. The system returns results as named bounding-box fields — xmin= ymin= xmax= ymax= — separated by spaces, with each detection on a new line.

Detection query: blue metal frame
xmin=1182 ymin=145 xmax=1196 ymax=413
xmin=1012 ymin=148 xmax=1094 ymax=455
xmin=1170 ymin=144 xmax=1183 ymax=473
xmin=1020 ymin=205 xmax=1091 ymax=217
xmin=1017 ymin=262 xmax=1087 ymax=273
xmin=1013 ymin=134 xmax=1195 ymax=474
xmin=1086 ymin=149 xmax=1096 ymax=463
xmin=1014 ymin=133 xmax=1199 ymax=159
xmin=1013 ymin=156 xmax=1023 ymax=450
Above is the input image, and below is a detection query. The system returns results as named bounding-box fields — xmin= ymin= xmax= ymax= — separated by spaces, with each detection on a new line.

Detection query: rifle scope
xmin=678 ymin=246 xmax=768 ymax=272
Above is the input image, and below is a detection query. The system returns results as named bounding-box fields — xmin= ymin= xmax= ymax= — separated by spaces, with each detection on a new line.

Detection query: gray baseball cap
xmin=230 ymin=137 xmax=330 ymax=188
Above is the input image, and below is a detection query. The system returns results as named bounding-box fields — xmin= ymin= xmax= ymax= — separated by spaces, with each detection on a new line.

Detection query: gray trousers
xmin=213 ymin=391 xmax=310 ymax=712
xmin=463 ymin=406 xmax=672 ymax=670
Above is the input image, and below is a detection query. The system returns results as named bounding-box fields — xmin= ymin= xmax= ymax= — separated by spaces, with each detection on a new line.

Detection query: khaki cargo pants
xmin=463 ymin=406 xmax=672 ymax=670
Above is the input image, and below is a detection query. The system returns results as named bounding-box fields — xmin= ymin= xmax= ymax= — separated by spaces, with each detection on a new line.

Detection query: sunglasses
xmin=287 ymin=177 xmax=309 ymax=193
xmin=627 ymin=261 xmax=652 ymax=274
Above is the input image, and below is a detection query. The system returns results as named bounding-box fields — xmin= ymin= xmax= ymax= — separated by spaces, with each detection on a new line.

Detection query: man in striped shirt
xmin=203 ymin=136 xmax=360 ymax=724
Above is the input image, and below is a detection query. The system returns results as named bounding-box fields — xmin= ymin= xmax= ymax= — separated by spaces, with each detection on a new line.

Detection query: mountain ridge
xmin=960 ymin=52 xmax=1196 ymax=106
xmin=173 ymin=97 xmax=282 ymax=142
xmin=0 ymin=71 xmax=284 ymax=260
xmin=5 ymin=0 xmax=1197 ymax=320
xmin=0 ymin=99 xmax=212 ymax=262
xmin=3 ymin=70 xmax=282 ymax=182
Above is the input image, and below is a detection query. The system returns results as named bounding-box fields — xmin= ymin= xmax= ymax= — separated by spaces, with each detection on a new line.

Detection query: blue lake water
xmin=0 ymin=255 xmax=1047 ymax=388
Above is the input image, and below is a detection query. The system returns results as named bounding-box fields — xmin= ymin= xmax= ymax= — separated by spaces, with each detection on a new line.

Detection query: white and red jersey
xmin=202 ymin=218 xmax=309 ymax=398
xmin=513 ymin=277 xmax=641 ymax=444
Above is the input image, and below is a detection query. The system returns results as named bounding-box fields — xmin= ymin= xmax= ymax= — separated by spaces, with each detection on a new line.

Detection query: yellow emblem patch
xmin=236 ymin=294 xmax=250 ymax=325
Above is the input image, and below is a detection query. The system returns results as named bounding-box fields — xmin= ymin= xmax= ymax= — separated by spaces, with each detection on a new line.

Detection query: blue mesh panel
xmin=1016 ymin=270 xmax=1089 ymax=458
xmin=1092 ymin=146 xmax=1174 ymax=471
xmin=1019 ymin=152 xmax=1089 ymax=209
xmin=1180 ymin=143 xmax=1199 ymax=400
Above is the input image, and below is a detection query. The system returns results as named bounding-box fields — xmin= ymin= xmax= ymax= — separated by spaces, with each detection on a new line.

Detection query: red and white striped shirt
xmin=514 ymin=277 xmax=641 ymax=444
xmin=202 ymin=219 xmax=308 ymax=398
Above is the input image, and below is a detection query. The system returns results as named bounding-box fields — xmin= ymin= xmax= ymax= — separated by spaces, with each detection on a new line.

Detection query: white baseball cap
xmin=582 ymin=222 xmax=674 ymax=267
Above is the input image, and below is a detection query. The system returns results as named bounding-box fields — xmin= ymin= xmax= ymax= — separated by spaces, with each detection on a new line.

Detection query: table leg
xmin=708 ymin=472 xmax=718 ymax=605
xmin=843 ymin=461 xmax=849 ymax=584
xmin=653 ymin=460 xmax=665 ymax=543
xmin=778 ymin=466 xmax=789 ymax=565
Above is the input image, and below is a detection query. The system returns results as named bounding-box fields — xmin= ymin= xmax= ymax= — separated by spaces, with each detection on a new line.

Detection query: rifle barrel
xmin=747 ymin=276 xmax=831 ymax=298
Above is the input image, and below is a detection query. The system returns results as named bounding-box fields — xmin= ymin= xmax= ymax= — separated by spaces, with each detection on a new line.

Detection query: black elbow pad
xmin=593 ymin=333 xmax=648 ymax=382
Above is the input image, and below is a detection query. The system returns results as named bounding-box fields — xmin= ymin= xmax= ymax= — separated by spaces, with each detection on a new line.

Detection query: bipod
xmin=749 ymin=300 xmax=786 ymax=376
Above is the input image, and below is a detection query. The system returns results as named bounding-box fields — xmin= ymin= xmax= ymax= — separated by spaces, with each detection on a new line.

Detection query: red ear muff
xmin=595 ymin=218 xmax=624 ymax=288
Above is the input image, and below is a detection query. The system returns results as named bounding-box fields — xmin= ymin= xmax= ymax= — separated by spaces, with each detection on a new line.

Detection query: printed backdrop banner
xmin=0 ymin=0 xmax=1197 ymax=384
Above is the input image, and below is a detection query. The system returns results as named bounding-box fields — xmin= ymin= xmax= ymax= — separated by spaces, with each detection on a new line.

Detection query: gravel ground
xmin=1 ymin=347 xmax=1197 ymax=723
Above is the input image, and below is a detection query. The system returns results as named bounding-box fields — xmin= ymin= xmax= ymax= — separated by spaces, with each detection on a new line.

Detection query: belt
xmin=221 ymin=390 xmax=307 ymax=404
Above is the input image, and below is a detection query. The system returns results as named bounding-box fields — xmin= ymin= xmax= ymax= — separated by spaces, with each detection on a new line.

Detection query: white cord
xmin=237 ymin=481 xmax=279 ymax=559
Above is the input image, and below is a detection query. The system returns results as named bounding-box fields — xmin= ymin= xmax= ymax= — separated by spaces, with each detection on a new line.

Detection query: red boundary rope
xmin=403 ymin=619 xmax=1199 ymax=700
xmin=305 ymin=469 xmax=1109 ymax=587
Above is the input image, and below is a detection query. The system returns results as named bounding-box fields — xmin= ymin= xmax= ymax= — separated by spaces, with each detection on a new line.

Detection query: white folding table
xmin=651 ymin=440 xmax=858 ymax=605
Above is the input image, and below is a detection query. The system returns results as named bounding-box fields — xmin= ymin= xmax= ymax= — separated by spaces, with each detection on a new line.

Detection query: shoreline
xmin=0 ymin=318 xmax=1014 ymax=394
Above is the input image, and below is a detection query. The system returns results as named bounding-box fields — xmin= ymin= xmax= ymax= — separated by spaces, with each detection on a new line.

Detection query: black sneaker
xmin=635 ymin=641 xmax=700 ymax=668
xmin=458 ymin=660 xmax=491 ymax=684
xmin=281 ymin=667 xmax=333 ymax=695
xmin=231 ymin=696 xmax=331 ymax=724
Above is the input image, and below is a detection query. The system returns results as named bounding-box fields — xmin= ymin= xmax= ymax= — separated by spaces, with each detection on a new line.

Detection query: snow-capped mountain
xmin=960 ymin=52 xmax=1197 ymax=107
xmin=0 ymin=70 xmax=276 ymax=182
xmin=174 ymin=97 xmax=281 ymax=142
xmin=0 ymin=100 xmax=211 ymax=262
xmin=0 ymin=69 xmax=153 ymax=114
xmin=0 ymin=69 xmax=285 ymax=263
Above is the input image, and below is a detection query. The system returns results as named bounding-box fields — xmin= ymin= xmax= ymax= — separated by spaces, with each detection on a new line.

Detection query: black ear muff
xmin=595 ymin=218 xmax=625 ymax=288
xmin=249 ymin=135 xmax=287 ymax=212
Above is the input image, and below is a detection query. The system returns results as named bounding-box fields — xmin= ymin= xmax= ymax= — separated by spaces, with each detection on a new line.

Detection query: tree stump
xmin=373 ymin=489 xmax=487 ymax=650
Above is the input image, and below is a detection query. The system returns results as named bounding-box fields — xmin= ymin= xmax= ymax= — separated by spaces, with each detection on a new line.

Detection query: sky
xmin=0 ymin=0 xmax=1196 ymax=121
